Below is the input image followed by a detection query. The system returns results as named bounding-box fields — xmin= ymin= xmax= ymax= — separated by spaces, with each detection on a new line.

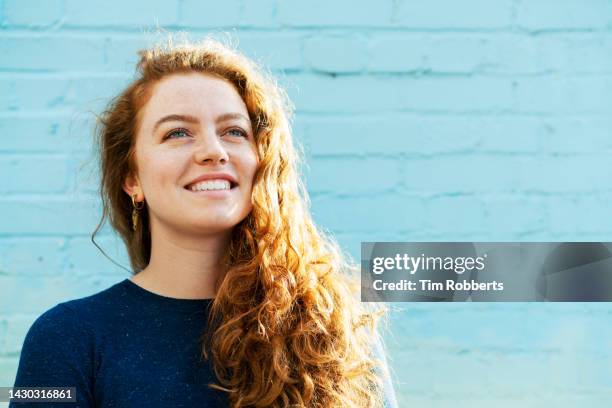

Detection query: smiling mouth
xmin=183 ymin=182 xmax=238 ymax=193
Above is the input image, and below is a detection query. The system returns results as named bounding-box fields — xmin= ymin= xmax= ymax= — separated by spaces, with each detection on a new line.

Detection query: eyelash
xmin=163 ymin=127 xmax=248 ymax=140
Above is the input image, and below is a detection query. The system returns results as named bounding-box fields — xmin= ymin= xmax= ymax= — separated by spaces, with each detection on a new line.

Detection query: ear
xmin=123 ymin=173 xmax=143 ymax=201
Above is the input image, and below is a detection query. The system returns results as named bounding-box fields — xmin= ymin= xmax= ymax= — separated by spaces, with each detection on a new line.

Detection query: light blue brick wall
xmin=1 ymin=1 xmax=612 ymax=407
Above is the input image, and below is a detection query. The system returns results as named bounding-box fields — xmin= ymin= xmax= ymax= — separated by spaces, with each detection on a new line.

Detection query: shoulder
xmin=60 ymin=279 xmax=127 ymax=315
xmin=13 ymin=298 xmax=106 ymax=404
xmin=13 ymin=280 xmax=128 ymax=380
xmin=27 ymin=303 xmax=77 ymax=335
xmin=14 ymin=303 xmax=94 ymax=388
xmin=22 ymin=302 xmax=93 ymax=355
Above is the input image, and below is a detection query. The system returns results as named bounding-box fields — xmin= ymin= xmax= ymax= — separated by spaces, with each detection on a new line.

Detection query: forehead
xmin=141 ymin=72 xmax=249 ymax=121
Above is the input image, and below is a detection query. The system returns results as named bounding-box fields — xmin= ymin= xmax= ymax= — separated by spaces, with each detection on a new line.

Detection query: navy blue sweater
xmin=11 ymin=278 xmax=398 ymax=407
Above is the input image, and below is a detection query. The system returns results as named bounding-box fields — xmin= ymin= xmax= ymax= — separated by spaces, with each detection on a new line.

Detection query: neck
xmin=132 ymin=220 xmax=232 ymax=300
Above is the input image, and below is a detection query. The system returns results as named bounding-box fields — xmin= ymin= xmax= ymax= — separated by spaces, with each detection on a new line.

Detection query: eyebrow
xmin=152 ymin=113 xmax=250 ymax=133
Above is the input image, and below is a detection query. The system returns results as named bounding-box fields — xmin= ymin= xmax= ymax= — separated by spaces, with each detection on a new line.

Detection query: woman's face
xmin=125 ymin=72 xmax=259 ymax=236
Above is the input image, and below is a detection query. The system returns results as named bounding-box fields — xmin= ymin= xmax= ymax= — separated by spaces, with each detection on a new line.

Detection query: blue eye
xmin=226 ymin=128 xmax=247 ymax=138
xmin=163 ymin=127 xmax=247 ymax=140
xmin=164 ymin=128 xmax=189 ymax=140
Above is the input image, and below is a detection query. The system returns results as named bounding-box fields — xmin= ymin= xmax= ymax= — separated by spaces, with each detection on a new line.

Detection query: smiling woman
xmin=10 ymin=35 xmax=397 ymax=408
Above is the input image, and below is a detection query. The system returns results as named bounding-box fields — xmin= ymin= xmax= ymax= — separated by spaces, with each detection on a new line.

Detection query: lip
xmin=186 ymin=188 xmax=233 ymax=198
xmin=184 ymin=172 xmax=238 ymax=189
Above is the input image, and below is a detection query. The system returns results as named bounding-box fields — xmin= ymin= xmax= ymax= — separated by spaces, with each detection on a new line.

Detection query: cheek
xmin=243 ymin=150 xmax=259 ymax=188
xmin=139 ymin=150 xmax=183 ymax=191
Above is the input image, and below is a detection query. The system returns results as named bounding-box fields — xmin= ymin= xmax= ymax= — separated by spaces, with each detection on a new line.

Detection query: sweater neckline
xmin=121 ymin=278 xmax=214 ymax=312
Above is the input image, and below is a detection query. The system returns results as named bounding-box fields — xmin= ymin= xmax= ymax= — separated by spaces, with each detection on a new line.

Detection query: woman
xmin=11 ymin=36 xmax=398 ymax=408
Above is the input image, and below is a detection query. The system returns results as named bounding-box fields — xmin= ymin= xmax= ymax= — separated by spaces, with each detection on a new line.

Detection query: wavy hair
xmin=91 ymin=34 xmax=388 ymax=408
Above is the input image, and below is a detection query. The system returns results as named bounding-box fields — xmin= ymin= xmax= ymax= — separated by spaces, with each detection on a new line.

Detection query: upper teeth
xmin=189 ymin=179 xmax=231 ymax=191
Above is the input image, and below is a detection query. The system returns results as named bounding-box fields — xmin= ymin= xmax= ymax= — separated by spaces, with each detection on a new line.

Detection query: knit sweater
xmin=10 ymin=278 xmax=398 ymax=407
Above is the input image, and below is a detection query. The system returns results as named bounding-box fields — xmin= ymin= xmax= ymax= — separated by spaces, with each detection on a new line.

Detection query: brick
xmin=310 ymin=194 xmax=427 ymax=233
xmin=424 ymin=195 xmax=488 ymax=235
xmin=289 ymin=74 xmax=514 ymax=113
xmin=514 ymin=76 xmax=612 ymax=114
xmin=392 ymin=351 xmax=607 ymax=396
xmin=385 ymin=350 xmax=494 ymax=395
xmin=406 ymin=33 xmax=612 ymax=75
xmin=0 ymin=357 xmax=19 ymax=386
xmin=102 ymin=34 xmax=153 ymax=73
xmin=0 ymin=196 xmax=101 ymax=235
xmin=546 ymin=194 xmax=612 ymax=235
xmin=473 ymin=116 xmax=541 ymax=153
xmin=304 ymin=115 xmax=541 ymax=157
xmin=3 ymin=0 xmax=62 ymax=27
xmin=103 ymin=33 xmax=303 ymax=74
xmin=531 ymin=155 xmax=612 ymax=193
xmin=305 ymin=157 xmax=402 ymax=194
xmin=235 ymin=32 xmax=304 ymax=71
xmin=0 ymin=155 xmax=68 ymax=193
xmin=541 ymin=117 xmax=612 ymax=154
xmin=0 ymin=317 xmax=6 ymax=352
xmin=340 ymin=230 xmax=469 ymax=264
xmin=291 ymin=116 xmax=308 ymax=152
xmin=365 ymin=33 xmax=611 ymax=76
xmin=400 ymin=155 xmax=612 ymax=193
xmin=63 ymin=0 xmax=179 ymax=27
xmin=368 ymin=34 xmax=543 ymax=75
xmin=0 ymin=274 xmax=122 ymax=314
xmin=0 ymin=237 xmax=66 ymax=276
xmin=333 ymin=232 xmax=408 ymax=262
xmin=0 ymin=76 xmax=65 ymax=111
xmin=240 ymin=0 xmax=277 ymax=28
xmin=304 ymin=35 xmax=366 ymax=73
xmin=179 ymin=0 xmax=240 ymax=27
xmin=367 ymin=34 xmax=424 ymax=73
xmin=516 ymin=0 xmax=612 ymax=30
xmin=394 ymin=0 xmax=513 ymax=29
xmin=278 ymin=0 xmax=393 ymax=27
xmin=0 ymin=74 xmax=129 ymax=112
xmin=2 ymin=315 xmax=32 ymax=355
xmin=530 ymin=35 xmax=574 ymax=74
xmin=401 ymin=155 xmax=514 ymax=192
xmin=63 ymin=236 xmax=131 ymax=277
xmin=423 ymin=35 xmax=530 ymax=74
xmin=386 ymin=305 xmax=612 ymax=398
xmin=0 ymin=113 xmax=93 ymax=153
xmin=66 ymin=152 xmax=101 ymax=194
xmin=482 ymin=197 xmax=546 ymax=236
xmin=563 ymin=34 xmax=612 ymax=74
xmin=396 ymin=394 xmax=612 ymax=408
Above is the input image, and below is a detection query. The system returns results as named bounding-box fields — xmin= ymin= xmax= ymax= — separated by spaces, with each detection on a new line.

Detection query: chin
xmin=187 ymin=219 xmax=242 ymax=232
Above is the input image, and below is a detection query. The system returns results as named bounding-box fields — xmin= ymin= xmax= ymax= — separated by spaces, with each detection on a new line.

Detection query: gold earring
xmin=131 ymin=194 xmax=145 ymax=231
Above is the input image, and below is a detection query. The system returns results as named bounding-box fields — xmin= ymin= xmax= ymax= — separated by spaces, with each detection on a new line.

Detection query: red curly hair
xmin=91 ymin=33 xmax=389 ymax=408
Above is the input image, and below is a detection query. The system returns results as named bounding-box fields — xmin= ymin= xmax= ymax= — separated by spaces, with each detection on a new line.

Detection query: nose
xmin=193 ymin=128 xmax=229 ymax=165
